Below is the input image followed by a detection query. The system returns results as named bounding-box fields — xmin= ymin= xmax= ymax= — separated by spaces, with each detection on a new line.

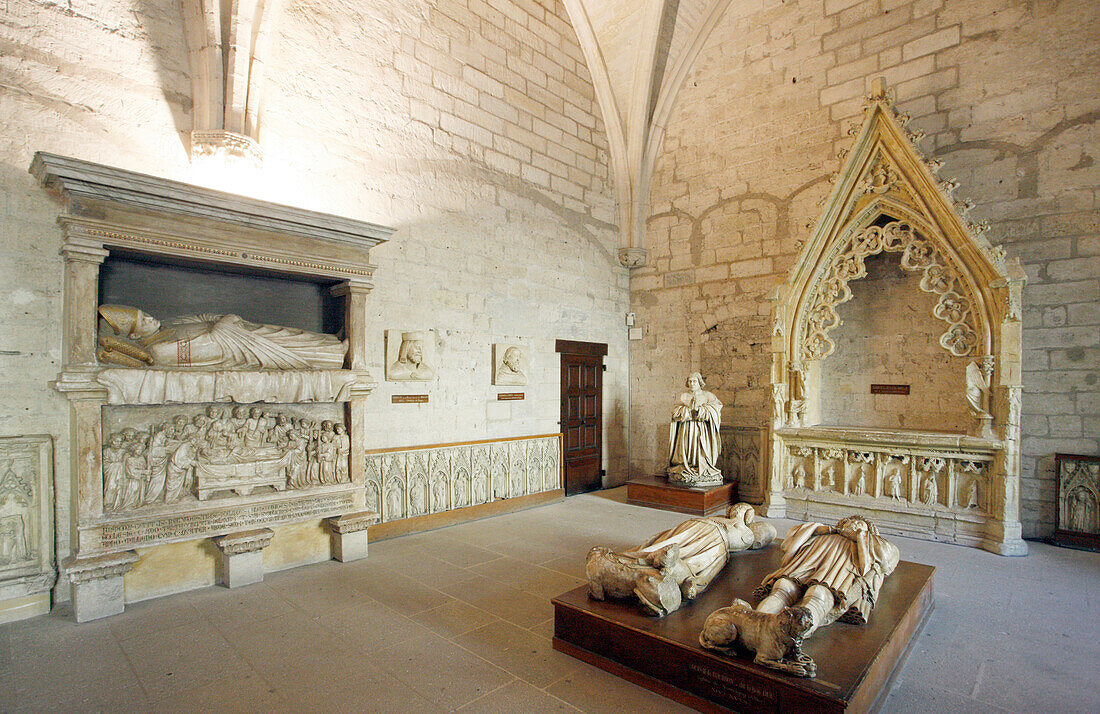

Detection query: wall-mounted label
xmin=870 ymin=384 xmax=910 ymax=395
xmin=392 ymin=394 xmax=429 ymax=404
xmin=497 ymin=393 xmax=525 ymax=401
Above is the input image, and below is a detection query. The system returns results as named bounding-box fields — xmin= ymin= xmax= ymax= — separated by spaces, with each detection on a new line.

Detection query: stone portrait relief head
xmin=492 ymin=343 xmax=528 ymax=386
xmin=386 ymin=330 xmax=436 ymax=382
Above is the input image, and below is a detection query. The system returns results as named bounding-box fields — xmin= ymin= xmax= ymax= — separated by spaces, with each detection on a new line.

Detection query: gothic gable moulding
xmin=766 ymin=78 xmax=1027 ymax=556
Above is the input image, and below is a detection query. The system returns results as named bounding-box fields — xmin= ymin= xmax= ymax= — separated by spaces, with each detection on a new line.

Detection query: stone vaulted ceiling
xmin=562 ymin=0 xmax=734 ymax=268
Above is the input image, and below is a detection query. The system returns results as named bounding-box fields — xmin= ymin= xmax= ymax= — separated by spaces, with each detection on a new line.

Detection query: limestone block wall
xmin=818 ymin=252 xmax=970 ymax=432
xmin=0 ymin=0 xmax=626 ymax=603
xmin=632 ymin=0 xmax=1100 ymax=537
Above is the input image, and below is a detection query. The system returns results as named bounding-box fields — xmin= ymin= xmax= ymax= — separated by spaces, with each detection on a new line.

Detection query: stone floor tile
xmin=545 ymin=664 xmax=696 ymax=713
xmin=882 ymin=678 xmax=1013 ymax=713
xmin=317 ymin=601 xmax=436 ymax=653
xmin=354 ymin=568 xmax=453 ymax=614
xmin=116 ymin=620 xmax=261 ymax=702
xmin=277 ymin=670 xmax=445 ymax=714
xmin=375 ymin=633 xmax=515 ymax=710
xmin=107 ymin=596 xmax=206 ymax=642
xmin=456 ymin=679 xmax=581 ymax=713
xmin=410 ymin=598 xmax=500 ymax=639
xmin=188 ymin=581 xmax=299 ymax=632
xmin=458 ymin=626 xmax=583 ymax=688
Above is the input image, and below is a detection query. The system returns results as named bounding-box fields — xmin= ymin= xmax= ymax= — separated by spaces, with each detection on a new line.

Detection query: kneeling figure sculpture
xmin=586 ymin=503 xmax=776 ymax=617
xmin=699 ymin=515 xmax=899 ymax=678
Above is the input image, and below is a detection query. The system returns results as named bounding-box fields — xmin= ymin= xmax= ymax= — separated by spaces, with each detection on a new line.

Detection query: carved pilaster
xmin=60 ymin=239 xmax=108 ymax=370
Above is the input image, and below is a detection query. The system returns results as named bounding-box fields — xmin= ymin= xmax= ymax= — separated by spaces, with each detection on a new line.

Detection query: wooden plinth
xmin=626 ymin=475 xmax=736 ymax=516
xmin=553 ymin=547 xmax=934 ymax=714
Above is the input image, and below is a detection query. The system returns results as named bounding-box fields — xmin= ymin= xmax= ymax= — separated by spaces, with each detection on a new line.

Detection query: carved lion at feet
xmin=585 ymin=544 xmax=683 ymax=617
xmin=699 ymin=601 xmax=818 ymax=678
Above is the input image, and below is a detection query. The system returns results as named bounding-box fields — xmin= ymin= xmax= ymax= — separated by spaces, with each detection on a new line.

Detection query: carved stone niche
xmin=32 ymin=153 xmax=395 ymax=620
xmin=0 ymin=436 xmax=55 ymax=623
xmin=764 ymin=79 xmax=1027 ymax=556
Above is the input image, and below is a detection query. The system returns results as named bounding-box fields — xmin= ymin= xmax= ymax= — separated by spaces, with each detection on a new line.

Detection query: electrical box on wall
xmin=625 ymin=312 xmax=636 ymax=326
xmin=628 ymin=327 xmax=643 ymax=341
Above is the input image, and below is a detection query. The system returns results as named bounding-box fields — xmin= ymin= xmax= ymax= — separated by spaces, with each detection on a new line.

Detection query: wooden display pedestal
xmin=553 ymin=547 xmax=933 ymax=714
xmin=626 ymin=475 xmax=736 ymax=516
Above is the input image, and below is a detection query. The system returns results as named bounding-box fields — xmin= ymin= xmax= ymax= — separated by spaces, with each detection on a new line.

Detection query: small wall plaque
xmin=870 ymin=384 xmax=910 ymax=395
xmin=497 ymin=392 xmax=525 ymax=401
xmin=392 ymin=394 xmax=429 ymax=404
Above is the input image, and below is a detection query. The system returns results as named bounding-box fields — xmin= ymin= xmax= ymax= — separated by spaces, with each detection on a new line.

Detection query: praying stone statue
xmin=666 ymin=372 xmax=723 ymax=487
xmin=700 ymin=515 xmax=899 ymax=678
xmin=585 ymin=503 xmax=776 ymax=617
xmin=97 ymin=305 xmax=347 ymax=370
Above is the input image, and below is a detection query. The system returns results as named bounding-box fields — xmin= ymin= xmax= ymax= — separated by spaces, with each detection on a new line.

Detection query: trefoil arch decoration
xmin=799 ymin=219 xmax=980 ymax=362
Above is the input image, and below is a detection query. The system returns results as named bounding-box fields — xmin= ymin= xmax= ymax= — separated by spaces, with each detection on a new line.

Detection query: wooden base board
xmin=1050 ymin=529 xmax=1100 ymax=551
xmin=626 ymin=475 xmax=736 ymax=516
xmin=368 ymin=489 xmax=564 ymax=541
xmin=553 ymin=547 xmax=934 ymax=714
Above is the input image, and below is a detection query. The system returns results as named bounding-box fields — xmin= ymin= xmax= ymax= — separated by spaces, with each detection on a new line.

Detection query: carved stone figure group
xmin=585 ymin=508 xmax=900 ymax=679
xmin=104 ymin=406 xmax=350 ymax=511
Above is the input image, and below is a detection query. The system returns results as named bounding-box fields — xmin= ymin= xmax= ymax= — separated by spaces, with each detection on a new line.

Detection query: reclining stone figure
xmin=699 ymin=515 xmax=900 ymax=677
xmin=585 ymin=503 xmax=777 ymax=616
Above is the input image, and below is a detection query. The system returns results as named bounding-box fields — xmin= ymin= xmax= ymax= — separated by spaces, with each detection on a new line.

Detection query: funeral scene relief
xmin=102 ymin=404 xmax=347 ymax=511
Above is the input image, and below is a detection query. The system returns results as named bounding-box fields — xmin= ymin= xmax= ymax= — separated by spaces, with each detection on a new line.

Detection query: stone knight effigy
xmin=585 ymin=503 xmax=776 ymax=616
xmin=699 ymin=515 xmax=899 ymax=677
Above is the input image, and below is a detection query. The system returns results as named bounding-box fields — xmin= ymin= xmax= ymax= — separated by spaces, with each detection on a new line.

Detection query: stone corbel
xmin=213 ymin=528 xmax=274 ymax=588
xmin=618 ymin=247 xmax=648 ymax=270
xmin=325 ymin=511 xmax=378 ymax=562
xmin=65 ymin=550 xmax=139 ymax=622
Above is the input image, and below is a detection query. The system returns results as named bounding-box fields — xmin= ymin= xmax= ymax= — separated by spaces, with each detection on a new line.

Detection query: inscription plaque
xmin=497 ymin=393 xmax=525 ymax=401
xmin=392 ymin=394 xmax=429 ymax=404
xmin=94 ymin=491 xmax=357 ymax=550
xmin=870 ymin=384 xmax=910 ymax=395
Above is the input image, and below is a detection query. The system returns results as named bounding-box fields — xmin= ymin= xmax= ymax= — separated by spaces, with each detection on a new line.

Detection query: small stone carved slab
xmin=101 ymin=403 xmax=344 ymax=513
xmin=492 ymin=344 xmax=528 ymax=386
xmin=0 ymin=436 xmax=53 ymax=589
xmin=385 ymin=329 xmax=436 ymax=382
xmin=1056 ymin=453 xmax=1100 ymax=544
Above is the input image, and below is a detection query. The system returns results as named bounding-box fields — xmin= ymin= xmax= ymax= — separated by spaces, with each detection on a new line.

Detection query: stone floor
xmin=1 ymin=488 xmax=1098 ymax=713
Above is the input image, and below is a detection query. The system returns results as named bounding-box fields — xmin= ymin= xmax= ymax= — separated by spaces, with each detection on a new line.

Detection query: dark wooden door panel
xmin=558 ymin=343 xmax=605 ymax=496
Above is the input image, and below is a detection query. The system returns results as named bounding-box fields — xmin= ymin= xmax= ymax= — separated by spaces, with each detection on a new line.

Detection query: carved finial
xmin=870 ymin=76 xmax=889 ymax=100
xmin=895 ymin=112 xmax=911 ymax=125
xmin=907 ymin=129 xmax=926 ymax=143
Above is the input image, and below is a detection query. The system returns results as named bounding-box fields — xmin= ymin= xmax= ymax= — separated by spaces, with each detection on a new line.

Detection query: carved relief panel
xmin=0 ymin=436 xmax=53 ymax=596
xmin=1055 ymin=454 xmax=1100 ymax=549
xmin=101 ymin=403 xmax=344 ymax=512
xmin=364 ymin=436 xmax=562 ymax=524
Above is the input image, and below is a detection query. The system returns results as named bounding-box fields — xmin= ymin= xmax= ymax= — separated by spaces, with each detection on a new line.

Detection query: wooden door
xmin=556 ymin=340 xmax=606 ymax=496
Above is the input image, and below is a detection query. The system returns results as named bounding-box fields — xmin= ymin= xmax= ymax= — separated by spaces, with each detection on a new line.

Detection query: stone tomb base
xmin=626 ymin=475 xmax=736 ymax=516
xmin=552 ymin=547 xmax=933 ymax=714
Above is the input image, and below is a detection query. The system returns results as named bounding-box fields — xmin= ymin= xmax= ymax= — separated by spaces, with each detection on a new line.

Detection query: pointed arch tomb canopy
xmin=782 ymin=78 xmax=1020 ymax=368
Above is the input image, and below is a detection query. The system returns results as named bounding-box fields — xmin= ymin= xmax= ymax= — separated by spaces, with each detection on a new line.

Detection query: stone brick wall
xmin=0 ymin=0 xmax=626 ymax=597
xmin=633 ymin=0 xmax=1100 ymax=537
xmin=818 ymin=252 xmax=970 ymax=432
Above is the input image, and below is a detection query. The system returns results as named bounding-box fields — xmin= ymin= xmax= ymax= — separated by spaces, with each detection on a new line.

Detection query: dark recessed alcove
xmin=98 ymin=253 xmax=343 ymax=335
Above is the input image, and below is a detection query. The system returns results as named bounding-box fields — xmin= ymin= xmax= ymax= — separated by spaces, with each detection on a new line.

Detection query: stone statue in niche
xmin=920 ymin=473 xmax=938 ymax=506
xmin=666 ymin=372 xmax=723 ymax=487
xmin=1067 ymin=486 xmax=1097 ymax=532
xmin=699 ymin=515 xmax=900 ymax=678
xmin=385 ymin=330 xmax=435 ymax=381
xmin=586 ymin=504 xmax=776 ymax=617
xmin=0 ymin=463 xmax=30 ymax=566
xmin=492 ymin=344 xmax=528 ymax=386
xmin=97 ymin=305 xmax=347 ymax=370
xmin=103 ymin=406 xmax=350 ymax=511
xmin=966 ymin=360 xmax=995 ymax=437
xmin=962 ymin=478 xmax=980 ymax=509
